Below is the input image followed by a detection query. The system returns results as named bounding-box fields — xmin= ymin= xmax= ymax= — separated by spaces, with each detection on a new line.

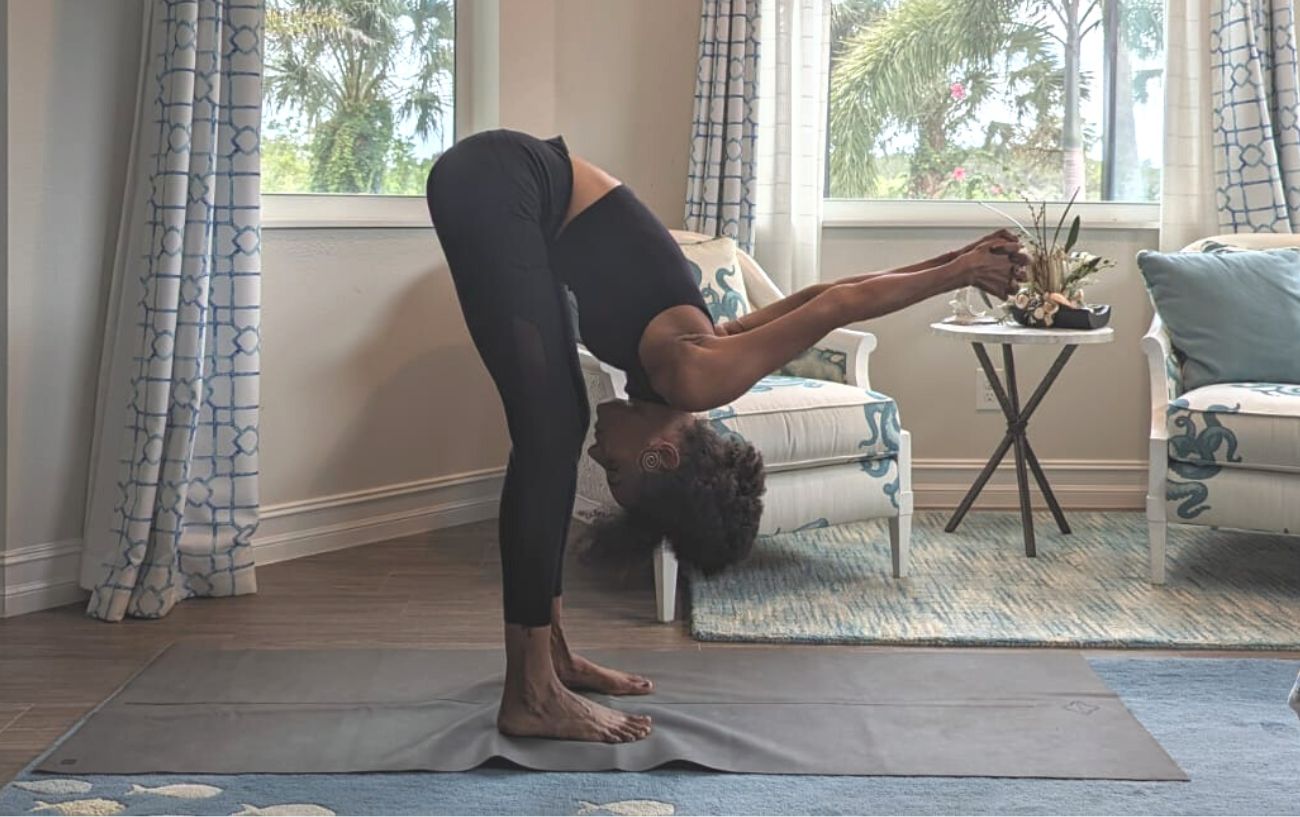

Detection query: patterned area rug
xmin=689 ymin=511 xmax=1300 ymax=647
xmin=1 ymin=659 xmax=1297 ymax=815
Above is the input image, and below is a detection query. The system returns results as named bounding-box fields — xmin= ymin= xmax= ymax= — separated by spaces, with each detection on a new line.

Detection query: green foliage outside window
xmin=262 ymin=0 xmax=455 ymax=195
xmin=827 ymin=0 xmax=1165 ymax=202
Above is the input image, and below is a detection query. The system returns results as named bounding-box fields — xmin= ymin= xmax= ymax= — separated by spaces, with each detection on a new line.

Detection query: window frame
xmin=821 ymin=199 xmax=1160 ymax=232
xmin=261 ymin=0 xmax=470 ymax=230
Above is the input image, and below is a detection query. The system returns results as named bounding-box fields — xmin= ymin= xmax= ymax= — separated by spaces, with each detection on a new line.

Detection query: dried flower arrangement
xmin=980 ymin=191 xmax=1114 ymax=329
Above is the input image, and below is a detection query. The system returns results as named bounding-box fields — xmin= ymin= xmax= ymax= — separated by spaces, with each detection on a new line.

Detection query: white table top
xmin=929 ymin=319 xmax=1115 ymax=346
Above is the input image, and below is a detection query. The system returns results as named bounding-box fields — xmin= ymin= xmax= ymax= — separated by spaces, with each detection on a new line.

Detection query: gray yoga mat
xmin=39 ymin=646 xmax=1185 ymax=779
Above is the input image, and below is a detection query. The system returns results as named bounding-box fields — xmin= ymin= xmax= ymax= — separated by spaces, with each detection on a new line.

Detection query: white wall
xmin=4 ymin=2 xmax=141 ymax=549
xmin=3 ymin=0 xmax=141 ymax=613
xmin=0 ymin=0 xmax=9 ymax=607
xmin=555 ymin=0 xmax=701 ymax=223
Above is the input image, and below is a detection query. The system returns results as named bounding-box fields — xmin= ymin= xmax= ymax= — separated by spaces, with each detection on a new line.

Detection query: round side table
xmin=929 ymin=320 xmax=1115 ymax=556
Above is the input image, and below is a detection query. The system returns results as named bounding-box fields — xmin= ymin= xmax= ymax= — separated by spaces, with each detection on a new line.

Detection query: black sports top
xmin=549 ymin=185 xmax=713 ymax=403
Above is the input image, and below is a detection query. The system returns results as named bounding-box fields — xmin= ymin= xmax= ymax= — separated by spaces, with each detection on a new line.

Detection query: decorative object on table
xmin=946 ymin=285 xmax=999 ymax=325
xmin=982 ymin=193 xmax=1114 ymax=329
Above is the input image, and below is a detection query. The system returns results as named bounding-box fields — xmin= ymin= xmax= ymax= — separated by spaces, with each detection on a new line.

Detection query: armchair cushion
xmin=700 ymin=375 xmax=899 ymax=472
xmin=1137 ymin=249 xmax=1300 ymax=390
xmin=677 ymin=235 xmax=751 ymax=322
xmin=1169 ymin=383 xmax=1300 ymax=474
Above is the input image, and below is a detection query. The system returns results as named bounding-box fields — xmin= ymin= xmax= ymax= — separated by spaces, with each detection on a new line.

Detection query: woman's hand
xmin=956 ymin=238 xmax=1030 ymax=300
xmin=953 ymin=228 xmax=1020 ymax=259
xmin=926 ymin=228 xmax=1021 ymax=267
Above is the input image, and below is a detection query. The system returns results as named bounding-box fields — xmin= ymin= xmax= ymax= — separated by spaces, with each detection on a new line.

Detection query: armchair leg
xmin=1146 ymin=441 xmax=1169 ymax=585
xmin=889 ymin=512 xmax=912 ymax=578
xmin=891 ymin=430 xmax=914 ymax=579
xmin=1148 ymin=516 xmax=1167 ymax=584
xmin=653 ymin=542 xmax=679 ymax=623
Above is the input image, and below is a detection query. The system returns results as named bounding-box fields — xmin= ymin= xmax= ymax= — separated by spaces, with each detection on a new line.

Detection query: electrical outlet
xmin=976 ymin=368 xmax=1002 ymax=411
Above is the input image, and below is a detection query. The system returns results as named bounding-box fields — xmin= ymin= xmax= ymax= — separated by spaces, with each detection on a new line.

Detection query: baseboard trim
xmin=1 ymin=469 xmax=508 ymax=618
xmin=0 ymin=538 xmax=88 ymax=618
xmin=3 ymin=579 xmax=89 ymax=618
xmin=251 ymin=468 xmax=506 ymax=566
xmin=1 ymin=460 xmax=1144 ymax=617
xmin=912 ymin=458 xmax=1147 ymax=511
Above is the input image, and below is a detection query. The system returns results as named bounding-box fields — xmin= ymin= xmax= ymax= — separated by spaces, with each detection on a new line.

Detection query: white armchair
xmin=574 ymin=231 xmax=914 ymax=621
xmin=1143 ymin=233 xmax=1300 ymax=583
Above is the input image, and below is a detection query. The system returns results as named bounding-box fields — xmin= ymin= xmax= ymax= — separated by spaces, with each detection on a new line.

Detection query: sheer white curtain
xmin=1162 ymin=0 xmax=1220 ymax=250
xmin=752 ymin=0 xmax=830 ymax=294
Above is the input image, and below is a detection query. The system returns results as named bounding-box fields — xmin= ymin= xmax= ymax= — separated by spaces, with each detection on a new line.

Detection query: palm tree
xmin=827 ymin=0 xmax=1038 ymax=198
xmin=264 ymin=0 xmax=455 ymax=193
xmin=1105 ymin=0 xmax=1164 ymax=200
xmin=1025 ymin=0 xmax=1164 ymax=199
xmin=1035 ymin=0 xmax=1099 ymax=198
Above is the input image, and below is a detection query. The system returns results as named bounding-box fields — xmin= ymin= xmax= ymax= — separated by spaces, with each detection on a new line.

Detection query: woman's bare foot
xmin=555 ymin=651 xmax=654 ymax=696
xmin=497 ymin=677 xmax=652 ymax=742
xmin=500 ymin=622 xmax=653 ymax=743
xmin=550 ymin=598 xmax=654 ymax=696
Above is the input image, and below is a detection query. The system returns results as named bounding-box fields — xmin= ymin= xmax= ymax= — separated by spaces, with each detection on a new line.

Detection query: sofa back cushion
xmin=676 ymin=235 xmax=751 ymax=323
xmin=1137 ymin=248 xmax=1300 ymax=391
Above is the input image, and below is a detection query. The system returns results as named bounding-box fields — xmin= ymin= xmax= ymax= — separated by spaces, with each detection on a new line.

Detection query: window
xmin=826 ymin=0 xmax=1165 ymax=205
xmin=262 ymin=0 xmax=456 ymax=196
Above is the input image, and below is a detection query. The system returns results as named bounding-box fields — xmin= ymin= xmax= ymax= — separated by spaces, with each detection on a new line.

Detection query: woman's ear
xmin=638 ymin=442 xmax=681 ymax=472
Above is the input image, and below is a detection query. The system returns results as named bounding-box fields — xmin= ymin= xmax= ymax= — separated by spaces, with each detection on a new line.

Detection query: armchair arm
xmin=732 ymin=240 xmax=878 ymax=388
xmin=776 ymin=327 xmax=877 ymax=388
xmin=577 ymin=345 xmax=628 ymax=401
xmin=1140 ymin=312 xmax=1181 ymax=442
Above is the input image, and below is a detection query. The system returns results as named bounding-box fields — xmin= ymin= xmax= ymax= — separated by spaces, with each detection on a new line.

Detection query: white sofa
xmin=1143 ymin=233 xmax=1300 ymax=583
xmin=573 ymin=231 xmax=914 ymax=621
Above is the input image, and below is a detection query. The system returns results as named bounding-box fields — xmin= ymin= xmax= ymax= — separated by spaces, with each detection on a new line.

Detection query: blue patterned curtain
xmin=685 ymin=0 xmax=761 ymax=251
xmin=1212 ymin=0 xmax=1300 ymax=232
xmin=82 ymin=0 xmax=262 ymax=621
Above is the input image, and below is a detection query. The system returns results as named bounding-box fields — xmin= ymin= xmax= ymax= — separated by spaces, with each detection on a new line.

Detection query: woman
xmin=425 ymin=129 xmax=1027 ymax=745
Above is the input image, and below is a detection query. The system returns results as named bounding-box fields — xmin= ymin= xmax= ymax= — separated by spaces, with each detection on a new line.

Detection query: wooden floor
xmin=1 ymin=517 xmax=1295 ymax=785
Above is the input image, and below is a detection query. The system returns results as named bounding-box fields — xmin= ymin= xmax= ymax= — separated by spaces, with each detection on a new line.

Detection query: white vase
xmin=947 ymin=286 xmax=989 ymax=324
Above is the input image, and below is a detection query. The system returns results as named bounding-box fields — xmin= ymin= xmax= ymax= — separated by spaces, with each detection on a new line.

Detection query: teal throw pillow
xmin=1137 ymin=249 xmax=1300 ymax=391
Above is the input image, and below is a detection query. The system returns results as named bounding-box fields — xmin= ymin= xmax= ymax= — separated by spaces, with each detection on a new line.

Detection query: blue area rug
xmin=2 ymin=657 xmax=1298 ymax=815
xmin=689 ymin=512 xmax=1300 ymax=648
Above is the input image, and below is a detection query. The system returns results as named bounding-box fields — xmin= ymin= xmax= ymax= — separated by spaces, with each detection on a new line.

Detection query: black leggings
xmin=425 ymin=131 xmax=587 ymax=627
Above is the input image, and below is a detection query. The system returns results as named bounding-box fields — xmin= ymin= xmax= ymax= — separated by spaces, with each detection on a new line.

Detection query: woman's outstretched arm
xmin=658 ymin=240 xmax=1026 ymax=411
xmin=717 ymin=229 xmax=1018 ymax=337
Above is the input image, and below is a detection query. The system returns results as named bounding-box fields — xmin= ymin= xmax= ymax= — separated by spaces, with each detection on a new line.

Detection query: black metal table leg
xmin=1024 ymin=439 xmax=1071 ymax=534
xmin=944 ymin=342 xmax=1080 ymax=555
xmin=1002 ymin=345 xmax=1036 ymax=556
xmin=944 ymin=432 xmax=1016 ymax=533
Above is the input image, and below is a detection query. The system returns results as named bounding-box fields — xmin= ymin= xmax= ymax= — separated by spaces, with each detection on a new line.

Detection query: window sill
xmin=261 ymin=194 xmax=431 ymax=230
xmin=822 ymin=199 xmax=1160 ymax=232
xmin=261 ymin=195 xmax=1161 ymax=233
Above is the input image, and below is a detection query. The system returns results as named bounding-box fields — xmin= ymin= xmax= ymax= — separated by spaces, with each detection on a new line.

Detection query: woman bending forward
xmin=425 ymin=129 xmax=1027 ymax=744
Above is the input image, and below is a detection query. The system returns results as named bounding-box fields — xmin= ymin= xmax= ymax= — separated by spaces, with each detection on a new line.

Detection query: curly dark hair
xmin=580 ymin=420 xmax=765 ymax=576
